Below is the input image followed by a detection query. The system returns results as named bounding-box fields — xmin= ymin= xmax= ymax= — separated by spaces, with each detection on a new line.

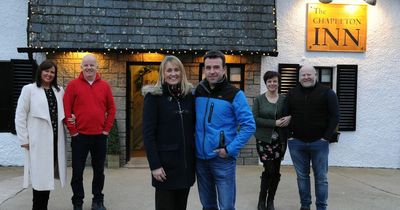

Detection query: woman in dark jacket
xmin=252 ymin=71 xmax=291 ymax=210
xmin=142 ymin=55 xmax=195 ymax=210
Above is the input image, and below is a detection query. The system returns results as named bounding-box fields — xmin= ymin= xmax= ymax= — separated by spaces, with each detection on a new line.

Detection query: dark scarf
xmin=163 ymin=83 xmax=182 ymax=98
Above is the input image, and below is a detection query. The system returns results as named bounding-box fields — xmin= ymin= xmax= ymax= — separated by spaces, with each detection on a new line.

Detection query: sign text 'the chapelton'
xmin=306 ymin=3 xmax=367 ymax=52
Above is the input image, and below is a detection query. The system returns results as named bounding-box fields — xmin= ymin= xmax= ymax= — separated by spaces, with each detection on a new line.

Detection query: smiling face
xmin=41 ymin=66 xmax=56 ymax=87
xmin=266 ymin=76 xmax=279 ymax=93
xmin=163 ymin=62 xmax=182 ymax=85
xmin=299 ymin=65 xmax=317 ymax=88
xmin=204 ymin=57 xmax=226 ymax=88
xmin=81 ymin=55 xmax=98 ymax=81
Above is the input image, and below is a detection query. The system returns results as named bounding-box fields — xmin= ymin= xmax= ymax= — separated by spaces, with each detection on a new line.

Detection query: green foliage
xmin=107 ymin=119 xmax=120 ymax=155
xmin=135 ymin=66 xmax=153 ymax=90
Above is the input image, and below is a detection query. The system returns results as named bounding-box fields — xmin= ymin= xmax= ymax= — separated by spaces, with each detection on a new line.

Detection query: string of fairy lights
xmin=25 ymin=0 xmax=279 ymax=57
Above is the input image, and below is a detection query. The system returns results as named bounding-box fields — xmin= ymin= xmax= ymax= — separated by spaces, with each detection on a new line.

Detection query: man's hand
xmin=214 ymin=148 xmax=228 ymax=158
xmin=68 ymin=114 xmax=76 ymax=125
xmin=152 ymin=167 xmax=167 ymax=182
xmin=21 ymin=144 xmax=29 ymax=150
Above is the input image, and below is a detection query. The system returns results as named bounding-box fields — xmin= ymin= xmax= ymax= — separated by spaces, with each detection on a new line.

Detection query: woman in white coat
xmin=15 ymin=60 xmax=67 ymax=210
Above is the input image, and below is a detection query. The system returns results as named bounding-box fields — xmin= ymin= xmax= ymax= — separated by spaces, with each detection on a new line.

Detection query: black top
xmin=286 ymin=83 xmax=339 ymax=142
xmin=44 ymin=88 xmax=58 ymax=165
xmin=44 ymin=88 xmax=58 ymax=136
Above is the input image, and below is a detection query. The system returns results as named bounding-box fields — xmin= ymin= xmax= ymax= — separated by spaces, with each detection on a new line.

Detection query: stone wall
xmin=47 ymin=52 xmax=261 ymax=166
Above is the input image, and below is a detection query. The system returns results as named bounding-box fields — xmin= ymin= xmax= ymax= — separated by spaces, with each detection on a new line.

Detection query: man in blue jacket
xmin=195 ymin=50 xmax=256 ymax=210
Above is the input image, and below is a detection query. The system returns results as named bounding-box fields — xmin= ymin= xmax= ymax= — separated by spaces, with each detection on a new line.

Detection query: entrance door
xmin=128 ymin=64 xmax=159 ymax=157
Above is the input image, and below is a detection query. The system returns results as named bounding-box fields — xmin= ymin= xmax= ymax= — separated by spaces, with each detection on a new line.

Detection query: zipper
xmin=208 ymin=102 xmax=214 ymax=123
xmin=175 ymin=98 xmax=187 ymax=169
xmin=202 ymin=98 xmax=210 ymax=159
xmin=199 ymin=81 xmax=211 ymax=159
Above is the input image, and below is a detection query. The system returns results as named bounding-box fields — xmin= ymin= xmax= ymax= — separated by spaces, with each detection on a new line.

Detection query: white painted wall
xmin=262 ymin=0 xmax=400 ymax=168
xmin=0 ymin=0 xmax=28 ymax=60
xmin=0 ymin=0 xmax=28 ymax=166
xmin=0 ymin=133 xmax=24 ymax=166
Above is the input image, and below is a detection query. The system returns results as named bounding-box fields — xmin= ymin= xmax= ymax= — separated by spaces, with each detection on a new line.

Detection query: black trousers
xmin=155 ymin=188 xmax=190 ymax=210
xmin=71 ymin=134 xmax=107 ymax=205
xmin=32 ymin=189 xmax=50 ymax=210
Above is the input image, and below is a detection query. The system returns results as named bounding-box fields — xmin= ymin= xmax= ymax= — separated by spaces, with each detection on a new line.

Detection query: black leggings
xmin=263 ymin=158 xmax=281 ymax=178
xmin=155 ymin=188 xmax=190 ymax=210
xmin=32 ymin=189 xmax=50 ymax=210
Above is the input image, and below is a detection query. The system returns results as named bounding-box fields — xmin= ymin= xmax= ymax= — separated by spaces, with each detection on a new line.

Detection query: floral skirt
xmin=256 ymin=139 xmax=282 ymax=161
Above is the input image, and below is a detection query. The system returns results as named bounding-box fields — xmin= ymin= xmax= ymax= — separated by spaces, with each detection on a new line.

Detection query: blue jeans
xmin=196 ymin=156 xmax=236 ymax=210
xmin=288 ymin=138 xmax=329 ymax=210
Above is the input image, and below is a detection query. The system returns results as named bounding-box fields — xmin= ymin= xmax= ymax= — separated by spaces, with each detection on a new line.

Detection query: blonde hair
xmin=155 ymin=55 xmax=193 ymax=96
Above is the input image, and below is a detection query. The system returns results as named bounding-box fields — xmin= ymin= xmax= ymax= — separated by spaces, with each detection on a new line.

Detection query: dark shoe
xmin=266 ymin=200 xmax=275 ymax=210
xmin=257 ymin=201 xmax=267 ymax=210
xmin=92 ymin=201 xmax=106 ymax=210
xmin=73 ymin=205 xmax=82 ymax=210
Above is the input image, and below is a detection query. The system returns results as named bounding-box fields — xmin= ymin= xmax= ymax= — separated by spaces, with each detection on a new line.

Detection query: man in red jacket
xmin=63 ymin=54 xmax=116 ymax=210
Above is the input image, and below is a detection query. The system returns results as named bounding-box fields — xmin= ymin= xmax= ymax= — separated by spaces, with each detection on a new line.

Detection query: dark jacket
xmin=286 ymin=83 xmax=339 ymax=142
xmin=142 ymin=85 xmax=195 ymax=190
xmin=195 ymin=77 xmax=255 ymax=159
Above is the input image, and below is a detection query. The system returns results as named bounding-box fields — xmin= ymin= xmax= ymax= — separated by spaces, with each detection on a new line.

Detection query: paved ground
xmin=0 ymin=165 xmax=399 ymax=210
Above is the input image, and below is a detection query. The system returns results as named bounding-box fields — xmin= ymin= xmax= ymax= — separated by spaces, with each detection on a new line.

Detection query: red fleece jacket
xmin=63 ymin=72 xmax=116 ymax=135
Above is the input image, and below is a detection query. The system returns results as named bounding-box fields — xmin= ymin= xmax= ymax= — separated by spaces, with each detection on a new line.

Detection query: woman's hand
xmin=277 ymin=116 xmax=291 ymax=127
xmin=152 ymin=167 xmax=167 ymax=182
xmin=21 ymin=144 xmax=29 ymax=150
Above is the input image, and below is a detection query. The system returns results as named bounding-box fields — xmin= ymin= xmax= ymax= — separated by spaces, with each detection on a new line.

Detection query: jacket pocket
xmin=158 ymin=144 xmax=179 ymax=169
xmin=208 ymin=102 xmax=214 ymax=123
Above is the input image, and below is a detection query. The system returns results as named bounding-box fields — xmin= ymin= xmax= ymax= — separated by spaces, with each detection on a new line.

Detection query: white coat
xmin=15 ymin=83 xmax=67 ymax=190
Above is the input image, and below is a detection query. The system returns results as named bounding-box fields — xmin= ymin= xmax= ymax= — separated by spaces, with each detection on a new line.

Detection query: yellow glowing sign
xmin=306 ymin=3 xmax=367 ymax=52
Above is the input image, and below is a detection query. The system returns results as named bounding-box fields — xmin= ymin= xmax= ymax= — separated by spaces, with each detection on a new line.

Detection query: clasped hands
xmin=275 ymin=116 xmax=291 ymax=127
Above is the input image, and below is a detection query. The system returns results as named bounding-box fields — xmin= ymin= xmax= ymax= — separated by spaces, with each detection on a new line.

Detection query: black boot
xmin=257 ymin=172 xmax=268 ymax=210
xmin=266 ymin=174 xmax=280 ymax=210
xmin=266 ymin=200 xmax=275 ymax=210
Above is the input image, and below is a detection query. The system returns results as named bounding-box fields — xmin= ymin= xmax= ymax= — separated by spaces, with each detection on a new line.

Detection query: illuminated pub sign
xmin=307 ymin=3 xmax=367 ymax=52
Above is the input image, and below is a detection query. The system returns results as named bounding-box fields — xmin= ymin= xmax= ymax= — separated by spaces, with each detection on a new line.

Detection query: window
xmin=199 ymin=64 xmax=245 ymax=90
xmin=315 ymin=66 xmax=333 ymax=89
xmin=278 ymin=63 xmax=357 ymax=131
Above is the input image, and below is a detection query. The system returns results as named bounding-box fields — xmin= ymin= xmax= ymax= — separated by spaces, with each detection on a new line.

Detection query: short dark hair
xmin=35 ymin=60 xmax=60 ymax=91
xmin=204 ymin=50 xmax=226 ymax=66
xmin=263 ymin=71 xmax=280 ymax=84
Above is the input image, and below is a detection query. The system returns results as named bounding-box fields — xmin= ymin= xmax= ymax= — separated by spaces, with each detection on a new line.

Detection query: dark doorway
xmin=126 ymin=62 xmax=160 ymax=161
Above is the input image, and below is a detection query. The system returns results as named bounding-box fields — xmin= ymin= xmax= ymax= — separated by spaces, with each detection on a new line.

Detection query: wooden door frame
xmin=126 ymin=62 xmax=160 ymax=162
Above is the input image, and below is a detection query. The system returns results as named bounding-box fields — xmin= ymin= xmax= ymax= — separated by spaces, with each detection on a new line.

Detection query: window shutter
xmin=0 ymin=62 xmax=12 ymax=132
xmin=278 ymin=64 xmax=300 ymax=94
xmin=10 ymin=59 xmax=37 ymax=133
xmin=336 ymin=65 xmax=357 ymax=131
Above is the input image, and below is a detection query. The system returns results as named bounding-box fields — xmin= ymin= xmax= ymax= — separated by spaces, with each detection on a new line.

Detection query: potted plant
xmin=107 ymin=119 xmax=120 ymax=168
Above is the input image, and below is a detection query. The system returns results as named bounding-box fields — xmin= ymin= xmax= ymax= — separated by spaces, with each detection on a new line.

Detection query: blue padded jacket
xmin=195 ymin=78 xmax=255 ymax=160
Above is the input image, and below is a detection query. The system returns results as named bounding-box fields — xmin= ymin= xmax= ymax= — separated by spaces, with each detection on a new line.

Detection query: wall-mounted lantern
xmin=319 ymin=0 xmax=376 ymax=6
